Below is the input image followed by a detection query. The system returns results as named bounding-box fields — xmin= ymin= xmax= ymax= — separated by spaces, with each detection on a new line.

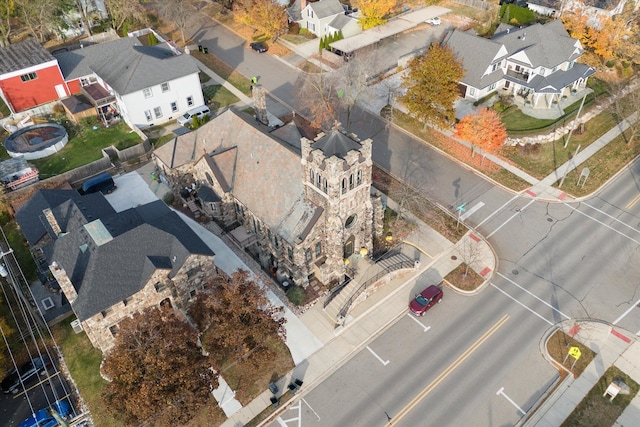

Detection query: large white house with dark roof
xmin=153 ymin=108 xmax=384 ymax=289
xmin=445 ymin=20 xmax=596 ymax=109
xmin=15 ymin=191 xmax=216 ymax=353
xmin=55 ymin=33 xmax=204 ymax=128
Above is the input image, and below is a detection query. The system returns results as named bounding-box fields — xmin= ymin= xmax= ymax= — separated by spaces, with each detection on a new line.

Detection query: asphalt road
xmin=167 ymin=5 xmax=640 ymax=426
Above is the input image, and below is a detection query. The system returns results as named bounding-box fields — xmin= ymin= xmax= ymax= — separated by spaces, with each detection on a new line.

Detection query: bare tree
xmin=104 ymin=0 xmax=146 ymax=33
xmin=609 ymin=80 xmax=640 ymax=146
xmin=458 ymin=235 xmax=481 ymax=277
xmin=15 ymin=0 xmax=67 ymax=42
xmin=157 ymin=0 xmax=191 ymax=45
xmin=296 ymin=68 xmax=341 ymax=130
xmin=0 ymin=0 xmax=16 ymax=46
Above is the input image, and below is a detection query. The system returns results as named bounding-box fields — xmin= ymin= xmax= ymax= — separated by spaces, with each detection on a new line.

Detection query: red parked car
xmin=409 ymin=284 xmax=443 ymax=316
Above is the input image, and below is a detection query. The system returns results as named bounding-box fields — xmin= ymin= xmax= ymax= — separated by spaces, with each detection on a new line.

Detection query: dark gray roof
xmin=55 ymin=37 xmax=200 ymax=95
xmin=310 ymin=0 xmax=345 ymax=18
xmin=0 ymin=39 xmax=56 ymax=75
xmin=311 ymin=128 xmax=362 ymax=159
xmin=445 ymin=30 xmax=506 ymax=90
xmin=523 ymin=62 xmax=596 ymax=93
xmin=287 ymin=0 xmax=303 ymax=21
xmin=44 ymin=199 xmax=213 ymax=321
xmin=15 ymin=190 xmax=115 ymax=246
xmin=492 ymin=21 xmax=582 ymax=69
xmin=198 ymin=185 xmax=221 ymax=203
xmin=60 ymin=95 xmax=93 ymax=114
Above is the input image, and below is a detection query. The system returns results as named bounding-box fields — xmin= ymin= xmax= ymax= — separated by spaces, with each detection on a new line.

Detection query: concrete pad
xmin=211 ymin=375 xmax=242 ymax=416
xmin=105 ymin=171 xmax=161 ymax=212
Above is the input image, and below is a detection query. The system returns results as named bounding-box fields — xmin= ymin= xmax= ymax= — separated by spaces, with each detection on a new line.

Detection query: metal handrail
xmin=336 ymin=259 xmax=414 ymax=321
xmin=323 ymin=276 xmax=351 ymax=309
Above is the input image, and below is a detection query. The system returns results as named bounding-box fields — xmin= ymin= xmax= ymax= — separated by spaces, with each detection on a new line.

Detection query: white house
xmin=55 ymin=31 xmax=204 ymax=128
xmin=288 ymin=0 xmax=348 ymax=38
xmin=445 ymin=20 xmax=595 ymax=109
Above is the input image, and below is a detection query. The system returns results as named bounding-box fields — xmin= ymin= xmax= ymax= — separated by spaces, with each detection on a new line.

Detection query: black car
xmin=1 ymin=355 xmax=52 ymax=394
xmin=250 ymin=42 xmax=268 ymax=53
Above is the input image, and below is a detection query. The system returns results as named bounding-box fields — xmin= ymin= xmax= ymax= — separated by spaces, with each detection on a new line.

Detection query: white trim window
xmin=187 ymin=96 xmax=194 ymax=107
xmin=154 ymin=106 xmax=163 ymax=119
xmin=144 ymin=110 xmax=152 ymax=122
xmin=143 ymin=87 xmax=153 ymax=98
xmin=161 ymin=82 xmax=170 ymax=92
xmin=170 ymin=101 xmax=178 ymax=112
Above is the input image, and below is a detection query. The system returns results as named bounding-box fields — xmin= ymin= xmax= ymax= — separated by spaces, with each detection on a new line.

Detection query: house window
xmin=154 ymin=106 xmax=162 ymax=119
xmin=349 ymin=174 xmax=354 ymax=190
xmin=161 ymin=82 xmax=170 ymax=92
xmin=491 ymin=63 xmax=499 ymax=72
xmin=109 ymin=325 xmax=119 ymax=337
xmin=315 ymin=242 xmax=322 ymax=257
xmin=568 ymin=61 xmax=574 ymax=70
xmin=469 ymin=88 xmax=476 ymax=96
xmin=209 ymin=202 xmax=217 ymax=212
xmin=317 ymin=174 xmax=322 ymax=188
xmin=144 ymin=110 xmax=152 ymax=122
xmin=186 ymin=265 xmax=202 ymax=279
xmin=187 ymin=96 xmax=194 ymax=107
xmin=20 ymin=72 xmax=37 ymax=82
xmin=143 ymin=87 xmax=153 ymax=98
xmin=123 ymin=296 xmax=134 ymax=306
xmin=357 ymin=170 xmax=362 ymax=185
xmin=551 ymin=66 xmax=557 ymax=73
xmin=305 ymin=248 xmax=312 ymax=262
xmin=80 ymin=76 xmax=97 ymax=86
xmin=310 ymin=170 xmax=315 ymax=183
xmin=308 ymin=10 xmax=313 ymax=18
xmin=154 ymin=282 xmax=167 ymax=292
xmin=189 ymin=289 xmax=197 ymax=299
xmin=170 ymin=101 xmax=178 ymax=112
xmin=205 ymin=172 xmax=213 ymax=185
xmin=489 ymin=83 xmax=496 ymax=91
xmin=342 ymin=178 xmax=347 ymax=194
xmin=101 ymin=307 xmax=113 ymax=318
xmin=323 ymin=178 xmax=327 ymax=193
xmin=539 ymin=68 xmax=545 ymax=76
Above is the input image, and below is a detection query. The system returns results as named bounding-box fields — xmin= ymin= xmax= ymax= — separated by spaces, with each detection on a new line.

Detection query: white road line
xmin=486 ymin=199 xmax=536 ymax=239
xmin=366 ymin=345 xmax=390 ymax=366
xmin=406 ymin=313 xmax=431 ymax=332
xmin=497 ymin=272 xmax=570 ymax=320
xmin=490 ymin=283 xmax=553 ymax=325
xmin=476 ymin=194 xmax=520 ymax=228
xmin=497 ymin=387 xmax=526 ymax=416
xmin=581 ymin=201 xmax=640 ymax=236
xmin=302 ymin=398 xmax=321 ymax=421
xmin=612 ymin=296 xmax=640 ymax=325
xmin=565 ymin=204 xmax=640 ymax=246
xmin=460 ymin=201 xmax=485 ymax=221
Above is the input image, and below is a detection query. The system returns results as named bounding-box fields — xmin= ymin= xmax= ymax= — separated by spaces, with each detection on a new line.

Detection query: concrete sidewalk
xmin=524 ymin=321 xmax=640 ymax=427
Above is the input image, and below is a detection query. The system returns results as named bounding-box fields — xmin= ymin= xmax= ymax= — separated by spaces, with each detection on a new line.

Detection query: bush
xmin=163 ymin=192 xmax=175 ymax=205
xmin=299 ymin=28 xmax=310 ymax=35
xmin=286 ymin=286 xmax=306 ymax=306
xmin=605 ymin=60 xmax=616 ymax=68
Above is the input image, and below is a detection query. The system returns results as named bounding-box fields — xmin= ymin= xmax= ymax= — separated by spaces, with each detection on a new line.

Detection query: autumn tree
xmin=296 ymin=68 xmax=341 ymax=130
xmin=102 ymin=306 xmax=218 ymax=426
xmin=454 ymin=107 xmax=507 ymax=157
xmin=0 ymin=0 xmax=16 ymax=46
xmin=358 ymin=0 xmax=396 ymax=30
xmin=189 ymin=270 xmax=286 ymax=363
xmin=104 ymin=0 xmax=147 ymax=33
xmin=401 ymin=43 xmax=464 ymax=129
xmin=561 ymin=8 xmax=589 ymax=43
xmin=14 ymin=0 xmax=74 ymax=42
xmin=234 ymin=0 xmax=288 ymax=40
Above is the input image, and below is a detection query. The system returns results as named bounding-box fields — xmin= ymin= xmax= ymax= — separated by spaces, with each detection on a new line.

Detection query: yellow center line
xmin=626 ymin=193 xmax=640 ymax=210
xmin=386 ymin=313 xmax=510 ymax=427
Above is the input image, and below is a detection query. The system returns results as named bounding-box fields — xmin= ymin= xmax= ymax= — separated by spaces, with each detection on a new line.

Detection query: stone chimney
xmin=42 ymin=208 xmax=61 ymax=236
xmin=252 ymin=84 xmax=269 ymax=126
xmin=50 ymin=262 xmax=78 ymax=303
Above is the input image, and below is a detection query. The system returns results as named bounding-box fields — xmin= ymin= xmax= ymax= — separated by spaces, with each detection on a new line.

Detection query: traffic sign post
xmin=455 ymin=203 xmax=467 ymax=230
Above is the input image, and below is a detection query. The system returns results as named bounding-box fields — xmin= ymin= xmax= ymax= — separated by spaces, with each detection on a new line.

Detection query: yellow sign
xmin=568 ymin=346 xmax=581 ymax=360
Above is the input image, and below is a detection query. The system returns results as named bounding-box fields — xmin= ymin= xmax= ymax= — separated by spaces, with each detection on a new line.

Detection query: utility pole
xmin=564 ymin=93 xmax=587 ymax=148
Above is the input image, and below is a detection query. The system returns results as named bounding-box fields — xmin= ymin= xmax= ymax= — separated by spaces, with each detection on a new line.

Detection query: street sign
xmin=456 ymin=202 xmax=467 ymax=212
xmin=568 ymin=346 xmax=581 ymax=360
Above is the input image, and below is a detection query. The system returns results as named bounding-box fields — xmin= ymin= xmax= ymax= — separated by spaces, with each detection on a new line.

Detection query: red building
xmin=0 ymin=39 xmax=69 ymax=113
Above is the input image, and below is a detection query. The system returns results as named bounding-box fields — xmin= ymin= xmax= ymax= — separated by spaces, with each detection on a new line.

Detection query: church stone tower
xmin=301 ymin=126 xmax=375 ymax=284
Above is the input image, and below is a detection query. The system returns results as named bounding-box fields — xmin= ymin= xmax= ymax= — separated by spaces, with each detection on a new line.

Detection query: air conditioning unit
xmin=71 ymin=319 xmax=83 ymax=334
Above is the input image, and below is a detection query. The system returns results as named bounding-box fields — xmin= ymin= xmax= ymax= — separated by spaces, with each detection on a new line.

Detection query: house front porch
xmin=499 ymin=86 xmax=593 ymax=120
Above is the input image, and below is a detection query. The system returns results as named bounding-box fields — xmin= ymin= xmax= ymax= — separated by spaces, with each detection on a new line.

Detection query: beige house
xmin=154 ymin=109 xmax=383 ymax=289
xmin=16 ymin=192 xmax=216 ymax=353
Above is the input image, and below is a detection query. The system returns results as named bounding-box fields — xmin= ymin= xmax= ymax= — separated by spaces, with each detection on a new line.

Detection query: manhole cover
xmin=512 ymin=270 xmax=519 ymax=275
xmin=547 ymin=217 xmax=553 ymax=222
xmin=451 ymin=255 xmax=457 ymax=261
xmin=515 ymin=208 xmax=521 ymax=212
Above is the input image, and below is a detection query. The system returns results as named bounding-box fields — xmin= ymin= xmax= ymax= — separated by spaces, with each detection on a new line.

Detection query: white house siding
xmin=120 ymin=73 xmax=203 ymax=128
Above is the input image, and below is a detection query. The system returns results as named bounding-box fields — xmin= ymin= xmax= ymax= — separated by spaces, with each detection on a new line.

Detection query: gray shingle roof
xmin=15 ymin=190 xmax=115 ymax=246
xmin=328 ymin=14 xmax=353 ymax=31
xmin=287 ymin=0 xmax=303 ymax=21
xmin=492 ymin=21 xmax=581 ymax=69
xmin=445 ymin=30 xmax=505 ymax=89
xmin=54 ymin=37 xmax=200 ymax=95
xmin=310 ymin=0 xmax=344 ymax=18
xmin=41 ymin=197 xmax=213 ymax=321
xmin=312 ymin=128 xmax=363 ymax=159
xmin=0 ymin=39 xmax=56 ymax=75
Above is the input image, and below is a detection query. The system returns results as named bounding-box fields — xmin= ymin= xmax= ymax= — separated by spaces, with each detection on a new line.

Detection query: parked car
xmin=19 ymin=400 xmax=71 ymax=427
xmin=250 ymin=42 xmax=268 ymax=53
xmin=1 ymin=355 xmax=53 ymax=394
xmin=177 ymin=105 xmax=211 ymax=127
xmin=409 ymin=284 xmax=443 ymax=316
xmin=79 ymin=172 xmax=116 ymax=195
xmin=426 ymin=17 xmax=441 ymax=26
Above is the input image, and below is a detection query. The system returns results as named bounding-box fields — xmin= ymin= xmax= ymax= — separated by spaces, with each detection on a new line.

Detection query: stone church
xmin=153 ymin=108 xmax=384 ymax=289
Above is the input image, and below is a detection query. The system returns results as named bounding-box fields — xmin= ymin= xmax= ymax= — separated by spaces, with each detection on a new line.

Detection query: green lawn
xmin=202 ymin=85 xmax=239 ymax=108
xmin=561 ymin=366 xmax=639 ymax=427
xmin=0 ymin=97 xmax=10 ymax=118
xmin=30 ymin=117 xmax=141 ymax=178
xmin=52 ymin=320 xmax=124 ymax=427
